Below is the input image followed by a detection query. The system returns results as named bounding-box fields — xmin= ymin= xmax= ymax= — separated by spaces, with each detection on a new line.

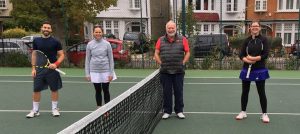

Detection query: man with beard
xmin=26 ymin=21 xmax=65 ymax=118
xmin=154 ymin=20 xmax=190 ymax=119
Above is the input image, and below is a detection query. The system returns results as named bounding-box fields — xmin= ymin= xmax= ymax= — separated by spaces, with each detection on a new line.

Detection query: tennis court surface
xmin=0 ymin=68 xmax=300 ymax=134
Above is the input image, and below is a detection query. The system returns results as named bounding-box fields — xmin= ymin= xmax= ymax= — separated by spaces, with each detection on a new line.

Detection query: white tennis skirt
xmin=90 ymin=72 xmax=117 ymax=83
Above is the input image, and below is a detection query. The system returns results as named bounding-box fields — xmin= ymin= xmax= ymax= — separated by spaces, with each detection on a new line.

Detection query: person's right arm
xmin=239 ymin=38 xmax=256 ymax=64
xmin=31 ymin=40 xmax=37 ymax=77
xmin=154 ymin=38 xmax=162 ymax=64
xmin=85 ymin=43 xmax=91 ymax=81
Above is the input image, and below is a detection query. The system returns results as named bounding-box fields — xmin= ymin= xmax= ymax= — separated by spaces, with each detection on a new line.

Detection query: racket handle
xmin=55 ymin=68 xmax=66 ymax=75
xmin=246 ymin=64 xmax=252 ymax=78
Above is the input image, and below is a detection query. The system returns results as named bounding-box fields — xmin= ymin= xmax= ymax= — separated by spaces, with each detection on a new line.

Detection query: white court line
xmin=1 ymin=80 xmax=300 ymax=85
xmin=0 ymin=110 xmax=92 ymax=113
xmin=0 ymin=80 xmax=137 ymax=84
xmin=182 ymin=112 xmax=300 ymax=116
xmin=1 ymin=110 xmax=300 ymax=116
xmin=2 ymin=75 xmax=300 ymax=79
xmin=185 ymin=82 xmax=300 ymax=86
xmin=0 ymin=75 xmax=147 ymax=78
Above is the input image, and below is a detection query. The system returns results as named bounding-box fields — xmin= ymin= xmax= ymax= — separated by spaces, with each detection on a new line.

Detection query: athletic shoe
xmin=162 ymin=113 xmax=170 ymax=119
xmin=26 ymin=110 xmax=40 ymax=118
xmin=261 ymin=113 xmax=270 ymax=123
xmin=235 ymin=111 xmax=247 ymax=120
xmin=177 ymin=112 xmax=185 ymax=119
xmin=52 ymin=108 xmax=60 ymax=117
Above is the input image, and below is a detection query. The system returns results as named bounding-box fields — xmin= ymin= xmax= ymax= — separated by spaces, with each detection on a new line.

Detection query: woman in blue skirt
xmin=235 ymin=21 xmax=270 ymax=123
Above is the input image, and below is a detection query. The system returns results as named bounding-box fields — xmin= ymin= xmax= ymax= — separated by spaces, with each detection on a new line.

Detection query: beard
xmin=42 ymin=31 xmax=51 ymax=37
xmin=167 ymin=32 xmax=176 ymax=37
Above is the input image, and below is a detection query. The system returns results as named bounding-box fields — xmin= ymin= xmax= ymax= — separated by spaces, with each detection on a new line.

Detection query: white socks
xmin=52 ymin=101 xmax=58 ymax=110
xmin=32 ymin=101 xmax=58 ymax=111
xmin=33 ymin=101 xmax=40 ymax=112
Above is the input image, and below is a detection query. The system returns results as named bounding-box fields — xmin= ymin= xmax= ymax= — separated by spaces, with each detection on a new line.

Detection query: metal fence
xmin=2 ymin=38 xmax=300 ymax=70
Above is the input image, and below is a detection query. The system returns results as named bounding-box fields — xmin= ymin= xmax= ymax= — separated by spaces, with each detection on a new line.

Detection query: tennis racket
xmin=32 ymin=50 xmax=66 ymax=75
xmin=245 ymin=38 xmax=263 ymax=78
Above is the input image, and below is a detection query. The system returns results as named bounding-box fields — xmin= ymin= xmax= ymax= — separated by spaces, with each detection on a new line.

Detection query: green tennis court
xmin=0 ymin=68 xmax=300 ymax=134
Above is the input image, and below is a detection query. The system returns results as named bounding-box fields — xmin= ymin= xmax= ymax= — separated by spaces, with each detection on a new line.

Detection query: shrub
xmin=0 ymin=53 xmax=31 ymax=67
xmin=229 ymin=34 xmax=247 ymax=49
xmin=201 ymin=56 xmax=213 ymax=70
xmin=2 ymin=28 xmax=28 ymax=38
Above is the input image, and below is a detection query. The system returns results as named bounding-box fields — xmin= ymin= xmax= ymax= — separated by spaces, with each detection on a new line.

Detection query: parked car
xmin=193 ymin=33 xmax=231 ymax=58
xmin=67 ymin=39 xmax=129 ymax=67
xmin=0 ymin=40 xmax=31 ymax=55
xmin=123 ymin=32 xmax=150 ymax=54
xmin=20 ymin=34 xmax=42 ymax=43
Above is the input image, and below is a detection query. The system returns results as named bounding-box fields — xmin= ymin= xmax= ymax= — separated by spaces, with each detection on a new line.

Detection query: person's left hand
xmin=108 ymin=75 xmax=113 ymax=82
xmin=48 ymin=63 xmax=57 ymax=69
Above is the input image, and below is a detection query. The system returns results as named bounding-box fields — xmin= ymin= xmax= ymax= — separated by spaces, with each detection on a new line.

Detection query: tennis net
xmin=58 ymin=69 xmax=163 ymax=134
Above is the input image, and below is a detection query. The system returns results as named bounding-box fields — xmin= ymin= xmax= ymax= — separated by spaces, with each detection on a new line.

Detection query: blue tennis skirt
xmin=239 ymin=68 xmax=270 ymax=81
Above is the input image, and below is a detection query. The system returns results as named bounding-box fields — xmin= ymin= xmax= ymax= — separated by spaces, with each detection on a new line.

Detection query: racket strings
xmin=32 ymin=51 xmax=49 ymax=68
xmin=247 ymin=38 xmax=263 ymax=56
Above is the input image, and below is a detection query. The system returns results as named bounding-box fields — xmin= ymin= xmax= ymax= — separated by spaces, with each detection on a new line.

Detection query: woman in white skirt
xmin=85 ymin=25 xmax=117 ymax=107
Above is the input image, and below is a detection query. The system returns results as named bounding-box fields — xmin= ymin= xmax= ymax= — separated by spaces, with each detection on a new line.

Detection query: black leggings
xmin=93 ymin=83 xmax=110 ymax=106
xmin=241 ymin=80 xmax=267 ymax=113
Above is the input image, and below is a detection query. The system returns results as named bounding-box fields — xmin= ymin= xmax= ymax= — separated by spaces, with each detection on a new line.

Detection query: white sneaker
xmin=26 ymin=110 xmax=40 ymax=118
xmin=52 ymin=108 xmax=60 ymax=117
xmin=162 ymin=113 xmax=170 ymax=119
xmin=261 ymin=113 xmax=270 ymax=123
xmin=235 ymin=111 xmax=247 ymax=120
xmin=177 ymin=112 xmax=185 ymax=119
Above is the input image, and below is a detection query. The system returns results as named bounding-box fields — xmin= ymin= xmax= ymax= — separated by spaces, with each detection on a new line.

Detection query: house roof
xmin=194 ymin=13 xmax=219 ymax=22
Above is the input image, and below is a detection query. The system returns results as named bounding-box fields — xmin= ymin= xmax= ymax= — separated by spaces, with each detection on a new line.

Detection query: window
xmin=194 ymin=0 xmax=215 ymax=11
xmin=295 ymin=33 xmax=299 ymax=41
xmin=275 ymin=23 xmax=300 ymax=45
xmin=129 ymin=0 xmax=140 ymax=9
xmin=278 ymin=0 xmax=299 ymax=11
xmin=211 ymin=24 xmax=215 ymax=32
xmin=278 ymin=0 xmax=283 ymax=10
xmin=204 ymin=24 xmax=209 ymax=32
xmin=196 ymin=0 xmax=201 ymax=10
xmin=204 ymin=0 xmax=208 ymax=10
xmin=0 ymin=0 xmax=7 ymax=8
xmin=226 ymin=0 xmax=238 ymax=12
xmin=194 ymin=23 xmax=217 ymax=34
xmin=211 ymin=0 xmax=214 ymax=10
xmin=284 ymin=24 xmax=293 ymax=31
xmin=113 ymin=21 xmax=119 ymax=38
xmin=275 ymin=24 xmax=282 ymax=31
xmin=276 ymin=33 xmax=281 ymax=38
xmin=286 ymin=0 xmax=293 ymax=9
xmin=284 ymin=33 xmax=292 ymax=44
xmin=96 ymin=20 xmax=120 ymax=38
xmin=255 ymin=0 xmax=267 ymax=11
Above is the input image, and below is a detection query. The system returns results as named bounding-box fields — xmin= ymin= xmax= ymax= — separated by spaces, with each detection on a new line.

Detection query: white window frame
xmin=276 ymin=23 xmax=299 ymax=46
xmin=226 ymin=0 xmax=238 ymax=13
xmin=97 ymin=20 xmax=120 ymax=38
xmin=277 ymin=0 xmax=299 ymax=12
xmin=255 ymin=0 xmax=267 ymax=12
xmin=0 ymin=0 xmax=7 ymax=9
xmin=193 ymin=0 xmax=216 ymax=12
xmin=129 ymin=0 xmax=140 ymax=9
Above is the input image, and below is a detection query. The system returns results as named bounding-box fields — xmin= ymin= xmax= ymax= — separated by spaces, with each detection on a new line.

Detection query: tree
xmin=9 ymin=0 xmax=117 ymax=48
xmin=177 ymin=4 xmax=196 ymax=38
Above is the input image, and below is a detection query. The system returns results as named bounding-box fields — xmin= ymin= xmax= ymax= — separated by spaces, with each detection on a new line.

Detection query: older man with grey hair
xmin=154 ymin=20 xmax=190 ymax=119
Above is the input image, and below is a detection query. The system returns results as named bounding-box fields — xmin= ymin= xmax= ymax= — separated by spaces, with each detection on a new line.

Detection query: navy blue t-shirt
xmin=33 ymin=36 xmax=62 ymax=63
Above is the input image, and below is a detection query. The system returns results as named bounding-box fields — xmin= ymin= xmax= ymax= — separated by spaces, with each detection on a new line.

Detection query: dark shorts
xmin=33 ymin=69 xmax=62 ymax=92
xmin=239 ymin=68 xmax=270 ymax=81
